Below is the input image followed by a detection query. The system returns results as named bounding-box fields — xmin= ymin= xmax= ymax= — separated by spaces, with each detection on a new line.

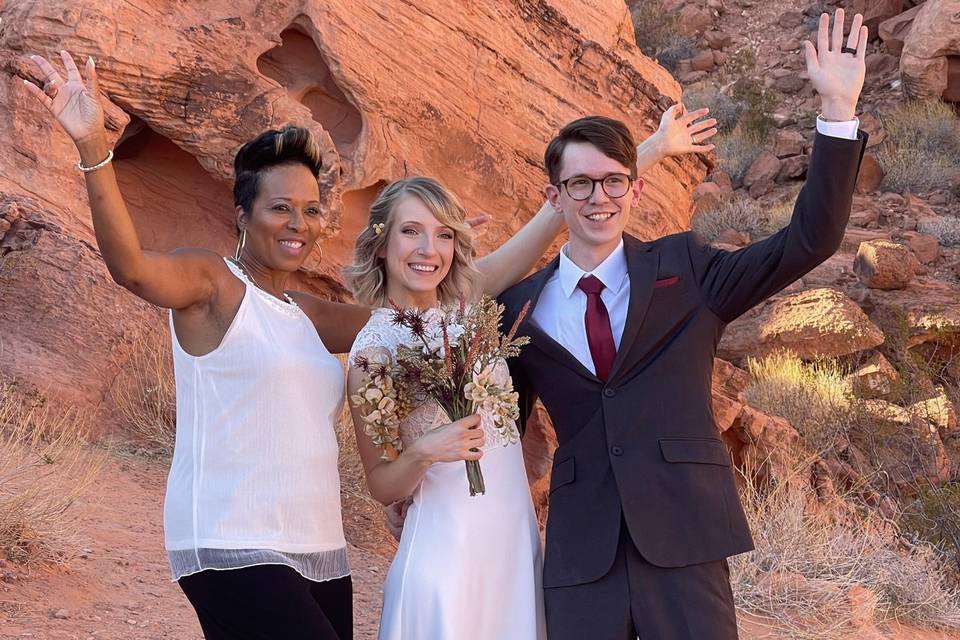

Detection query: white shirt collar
xmin=558 ymin=237 xmax=628 ymax=298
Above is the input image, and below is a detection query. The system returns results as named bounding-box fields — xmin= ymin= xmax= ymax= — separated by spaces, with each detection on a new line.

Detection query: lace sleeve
xmin=348 ymin=310 xmax=402 ymax=368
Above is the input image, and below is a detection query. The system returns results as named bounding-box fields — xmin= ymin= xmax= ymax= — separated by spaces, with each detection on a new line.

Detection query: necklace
xmin=228 ymin=258 xmax=298 ymax=307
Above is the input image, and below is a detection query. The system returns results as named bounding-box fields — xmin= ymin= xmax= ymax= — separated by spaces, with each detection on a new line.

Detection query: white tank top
xmin=164 ymin=258 xmax=348 ymax=582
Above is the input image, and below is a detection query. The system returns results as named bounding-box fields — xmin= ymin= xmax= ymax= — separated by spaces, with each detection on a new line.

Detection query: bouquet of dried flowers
xmin=352 ymin=297 xmax=530 ymax=496
xmin=350 ymin=350 xmax=409 ymax=459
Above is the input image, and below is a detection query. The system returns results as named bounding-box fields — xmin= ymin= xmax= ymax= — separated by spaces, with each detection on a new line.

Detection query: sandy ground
xmin=0 ymin=454 xmax=388 ymax=640
xmin=2 ymin=453 xmax=959 ymax=640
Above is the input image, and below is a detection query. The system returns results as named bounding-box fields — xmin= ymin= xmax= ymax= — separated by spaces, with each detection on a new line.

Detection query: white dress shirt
xmin=530 ymin=118 xmax=860 ymax=373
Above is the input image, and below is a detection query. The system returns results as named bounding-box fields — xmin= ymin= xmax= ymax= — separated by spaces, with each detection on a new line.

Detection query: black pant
xmin=544 ymin=522 xmax=738 ymax=639
xmin=178 ymin=564 xmax=353 ymax=640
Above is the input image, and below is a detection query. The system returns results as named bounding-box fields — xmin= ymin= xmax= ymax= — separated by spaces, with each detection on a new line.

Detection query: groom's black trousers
xmin=544 ymin=520 xmax=738 ymax=640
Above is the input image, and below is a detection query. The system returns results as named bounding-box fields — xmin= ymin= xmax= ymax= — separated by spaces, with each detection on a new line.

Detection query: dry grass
xmin=877 ymin=100 xmax=960 ymax=193
xmin=0 ymin=381 xmax=106 ymax=566
xmin=684 ymin=82 xmax=741 ymax=131
xmin=732 ymin=459 xmax=960 ymax=636
xmin=110 ymin=328 xmax=176 ymax=456
xmin=919 ymin=216 xmax=960 ymax=248
xmin=736 ymin=351 xmax=960 ymax=631
xmin=629 ymin=0 xmax=696 ymax=73
xmin=714 ymin=129 xmax=765 ymax=183
xmin=691 ymin=189 xmax=796 ymax=243
xmin=745 ymin=353 xmax=853 ymax=454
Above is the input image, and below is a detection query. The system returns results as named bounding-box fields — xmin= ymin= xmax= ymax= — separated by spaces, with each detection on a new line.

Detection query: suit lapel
xmin=519 ymin=255 xmax=600 ymax=382
xmin=608 ymin=234 xmax=659 ymax=383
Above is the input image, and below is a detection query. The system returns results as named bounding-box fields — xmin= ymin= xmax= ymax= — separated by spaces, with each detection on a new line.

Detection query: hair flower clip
xmin=372 ymin=223 xmax=385 ymax=236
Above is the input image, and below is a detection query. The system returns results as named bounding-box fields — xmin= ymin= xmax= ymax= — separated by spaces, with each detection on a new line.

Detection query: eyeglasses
xmin=555 ymin=173 xmax=637 ymax=201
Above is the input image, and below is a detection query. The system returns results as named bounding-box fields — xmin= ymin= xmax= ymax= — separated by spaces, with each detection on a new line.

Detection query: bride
xmin=345 ymin=111 xmax=716 ymax=639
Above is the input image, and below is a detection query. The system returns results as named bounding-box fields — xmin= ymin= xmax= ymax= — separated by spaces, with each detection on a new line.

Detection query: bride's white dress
xmin=350 ymin=308 xmax=546 ymax=640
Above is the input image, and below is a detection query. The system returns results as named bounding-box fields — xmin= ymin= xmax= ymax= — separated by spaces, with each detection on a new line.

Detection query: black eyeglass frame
xmin=553 ymin=173 xmax=640 ymax=201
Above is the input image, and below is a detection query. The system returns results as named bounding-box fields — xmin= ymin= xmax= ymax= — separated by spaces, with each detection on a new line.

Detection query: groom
xmin=499 ymin=10 xmax=869 ymax=639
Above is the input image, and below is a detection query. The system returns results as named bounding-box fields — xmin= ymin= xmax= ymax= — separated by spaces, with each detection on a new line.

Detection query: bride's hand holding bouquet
xmin=351 ymin=297 xmax=529 ymax=495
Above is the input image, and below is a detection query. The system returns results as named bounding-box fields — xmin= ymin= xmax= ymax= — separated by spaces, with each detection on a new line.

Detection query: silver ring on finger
xmin=43 ymin=79 xmax=59 ymax=98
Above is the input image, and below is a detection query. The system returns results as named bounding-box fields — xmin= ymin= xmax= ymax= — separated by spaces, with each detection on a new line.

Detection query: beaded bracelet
xmin=77 ymin=149 xmax=114 ymax=173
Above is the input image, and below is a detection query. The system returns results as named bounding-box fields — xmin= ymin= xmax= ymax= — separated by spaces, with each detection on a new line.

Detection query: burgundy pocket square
xmin=654 ymin=276 xmax=680 ymax=288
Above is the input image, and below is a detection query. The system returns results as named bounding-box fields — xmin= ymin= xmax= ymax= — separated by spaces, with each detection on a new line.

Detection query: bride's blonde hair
xmin=344 ymin=177 xmax=482 ymax=307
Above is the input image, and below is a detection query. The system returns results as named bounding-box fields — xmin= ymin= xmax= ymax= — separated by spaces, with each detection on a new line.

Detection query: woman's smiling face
xmin=381 ymin=194 xmax=455 ymax=308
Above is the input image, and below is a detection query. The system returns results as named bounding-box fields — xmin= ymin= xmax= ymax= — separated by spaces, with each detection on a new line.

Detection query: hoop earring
xmin=314 ymin=240 xmax=323 ymax=261
xmin=234 ymin=228 xmax=247 ymax=261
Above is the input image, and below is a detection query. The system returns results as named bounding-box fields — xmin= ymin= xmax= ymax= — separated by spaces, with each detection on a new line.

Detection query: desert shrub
xmin=732 ymin=460 xmax=960 ymax=635
xmin=0 ymin=381 xmax=105 ymax=565
xmin=722 ymin=49 xmax=777 ymax=138
xmin=683 ymin=83 xmax=741 ymax=131
xmin=729 ymin=77 xmax=777 ymax=139
xmin=111 ymin=328 xmax=176 ymax=456
xmin=919 ymin=216 xmax=960 ymax=247
xmin=715 ymin=130 xmax=764 ymax=183
xmin=691 ymin=189 xmax=796 ymax=242
xmin=745 ymin=352 xmax=853 ymax=453
xmin=877 ymin=100 xmax=960 ymax=193
xmin=902 ymin=482 xmax=960 ymax=580
xmin=630 ymin=0 xmax=697 ymax=69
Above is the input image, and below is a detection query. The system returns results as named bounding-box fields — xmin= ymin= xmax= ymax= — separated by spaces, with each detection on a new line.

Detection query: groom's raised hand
xmin=803 ymin=9 xmax=867 ymax=121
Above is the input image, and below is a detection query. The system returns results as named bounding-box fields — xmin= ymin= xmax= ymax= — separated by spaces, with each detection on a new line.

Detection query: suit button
xmin=611 ymin=446 xmax=623 ymax=456
xmin=603 ymin=387 xmax=615 ymax=398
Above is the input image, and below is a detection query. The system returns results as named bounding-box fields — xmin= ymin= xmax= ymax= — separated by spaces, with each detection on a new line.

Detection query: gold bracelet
xmin=77 ymin=149 xmax=114 ymax=173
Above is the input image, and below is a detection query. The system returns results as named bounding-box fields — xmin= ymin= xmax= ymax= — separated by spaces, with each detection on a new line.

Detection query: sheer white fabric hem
xmin=168 ymin=546 xmax=350 ymax=583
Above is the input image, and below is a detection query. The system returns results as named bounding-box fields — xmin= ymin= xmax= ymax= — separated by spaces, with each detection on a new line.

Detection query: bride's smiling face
xmin=381 ymin=194 xmax=456 ymax=308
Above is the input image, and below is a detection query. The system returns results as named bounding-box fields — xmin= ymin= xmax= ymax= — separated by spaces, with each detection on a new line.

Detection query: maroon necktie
xmin=577 ymin=275 xmax=616 ymax=381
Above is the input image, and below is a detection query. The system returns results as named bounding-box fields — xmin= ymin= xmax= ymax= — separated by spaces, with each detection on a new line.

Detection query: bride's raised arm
xmin=475 ymin=103 xmax=718 ymax=297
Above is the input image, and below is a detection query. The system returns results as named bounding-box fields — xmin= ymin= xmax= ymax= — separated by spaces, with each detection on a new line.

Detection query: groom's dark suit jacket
xmin=499 ymin=132 xmax=867 ymax=589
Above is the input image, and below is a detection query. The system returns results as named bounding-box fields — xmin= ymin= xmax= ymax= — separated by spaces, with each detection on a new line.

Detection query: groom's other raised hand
xmin=804 ymin=9 xmax=868 ymax=121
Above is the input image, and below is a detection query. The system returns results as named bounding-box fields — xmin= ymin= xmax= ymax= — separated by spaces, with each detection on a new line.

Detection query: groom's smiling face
xmin=547 ymin=141 xmax=643 ymax=258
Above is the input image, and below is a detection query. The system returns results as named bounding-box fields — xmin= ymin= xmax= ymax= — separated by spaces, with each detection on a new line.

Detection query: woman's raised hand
xmin=411 ymin=414 xmax=485 ymax=463
xmin=24 ymin=51 xmax=105 ymax=145
xmin=656 ymin=103 xmax=718 ymax=156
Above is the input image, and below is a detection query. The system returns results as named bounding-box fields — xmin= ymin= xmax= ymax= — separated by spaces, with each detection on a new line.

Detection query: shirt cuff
xmin=816 ymin=115 xmax=859 ymax=140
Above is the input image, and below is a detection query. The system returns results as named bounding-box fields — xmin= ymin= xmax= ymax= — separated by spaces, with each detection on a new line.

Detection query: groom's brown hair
xmin=544 ymin=116 xmax=637 ymax=185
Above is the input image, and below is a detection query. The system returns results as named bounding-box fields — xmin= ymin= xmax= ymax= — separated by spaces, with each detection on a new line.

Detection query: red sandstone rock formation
xmin=900 ymin=0 xmax=960 ymax=102
xmin=0 ymin=1 xmax=709 ymax=418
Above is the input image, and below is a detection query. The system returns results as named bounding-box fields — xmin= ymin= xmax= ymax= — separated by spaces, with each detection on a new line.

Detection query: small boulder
xmin=855 ymin=153 xmax=885 ymax=193
xmin=690 ymin=50 xmax=717 ymax=72
xmin=849 ymin=352 xmax=900 ymax=399
xmin=865 ymin=52 xmax=899 ymax=77
xmin=703 ymin=30 xmax=732 ymax=49
xmin=858 ymin=112 xmax=887 ymax=147
xmin=878 ymin=4 xmax=922 ymax=56
xmin=901 ymin=231 xmax=940 ymax=264
xmin=693 ymin=182 xmax=727 ymax=213
xmin=719 ymin=288 xmax=886 ymax=361
xmin=861 ymin=0 xmax=906 ymax=34
xmin=854 ymin=240 xmax=919 ymax=290
xmin=778 ymin=10 xmax=804 ymax=28
xmin=744 ymin=151 xmax=782 ymax=187
xmin=908 ymin=391 xmax=958 ymax=437
xmin=776 ymin=155 xmax=809 ymax=182
xmin=772 ymin=74 xmax=805 ymax=94
xmin=679 ymin=5 xmax=715 ymax=35
xmin=774 ymin=130 xmax=806 ymax=158
xmin=711 ymin=170 xmax=733 ymax=191
xmin=772 ymin=110 xmax=797 ymax=128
